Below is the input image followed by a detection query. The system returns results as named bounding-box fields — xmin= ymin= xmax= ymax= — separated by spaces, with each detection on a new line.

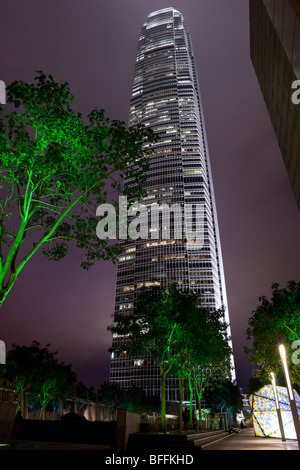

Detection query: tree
xmin=207 ymin=380 xmax=243 ymax=426
xmin=246 ymin=376 xmax=266 ymax=397
xmin=174 ymin=304 xmax=233 ymax=430
xmin=37 ymin=360 xmax=76 ymax=420
xmin=99 ymin=381 xmax=125 ymax=420
xmin=119 ymin=386 xmax=160 ymax=415
xmin=108 ymin=285 xmax=233 ymax=433
xmin=245 ymin=281 xmax=300 ymax=387
xmin=3 ymin=340 xmax=48 ymax=414
xmin=0 ymin=71 xmax=157 ymax=307
xmin=108 ymin=285 xmax=187 ymax=433
xmin=3 ymin=340 xmax=77 ymax=418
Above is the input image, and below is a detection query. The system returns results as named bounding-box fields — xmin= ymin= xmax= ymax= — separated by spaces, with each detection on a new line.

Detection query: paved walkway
xmin=1 ymin=428 xmax=299 ymax=452
xmin=204 ymin=428 xmax=299 ymax=450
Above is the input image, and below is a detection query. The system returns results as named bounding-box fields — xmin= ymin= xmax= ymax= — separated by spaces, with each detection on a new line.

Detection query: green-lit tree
xmin=3 ymin=340 xmax=77 ymax=418
xmin=2 ymin=340 xmax=43 ymax=414
xmin=108 ymin=285 xmax=233 ymax=433
xmin=0 ymin=71 xmax=157 ymax=307
xmin=174 ymin=305 xmax=233 ymax=430
xmin=37 ymin=360 xmax=76 ymax=420
xmin=108 ymin=285 xmax=188 ymax=433
xmin=245 ymin=281 xmax=300 ymax=387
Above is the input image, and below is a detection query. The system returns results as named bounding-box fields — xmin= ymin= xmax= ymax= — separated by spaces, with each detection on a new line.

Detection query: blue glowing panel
xmin=249 ymin=385 xmax=300 ymax=440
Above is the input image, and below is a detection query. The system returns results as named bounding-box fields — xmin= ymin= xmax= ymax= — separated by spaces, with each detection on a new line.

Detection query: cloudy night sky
xmin=0 ymin=0 xmax=299 ymax=393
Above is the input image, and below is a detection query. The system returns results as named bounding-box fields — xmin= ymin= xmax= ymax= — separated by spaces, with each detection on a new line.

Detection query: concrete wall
xmin=115 ymin=409 xmax=141 ymax=450
xmin=0 ymin=402 xmax=17 ymax=441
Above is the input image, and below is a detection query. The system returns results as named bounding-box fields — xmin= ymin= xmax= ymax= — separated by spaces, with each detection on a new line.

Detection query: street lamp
xmin=270 ymin=372 xmax=286 ymax=442
xmin=278 ymin=337 xmax=300 ymax=448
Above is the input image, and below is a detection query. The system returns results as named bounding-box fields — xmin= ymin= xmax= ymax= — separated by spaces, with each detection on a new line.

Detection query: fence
xmin=0 ymin=386 xmax=113 ymax=422
xmin=140 ymin=412 xmax=229 ymax=433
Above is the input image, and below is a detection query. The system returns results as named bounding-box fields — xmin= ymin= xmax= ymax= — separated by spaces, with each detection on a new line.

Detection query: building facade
xmin=109 ymin=8 xmax=233 ymax=401
xmin=250 ymin=0 xmax=300 ymax=210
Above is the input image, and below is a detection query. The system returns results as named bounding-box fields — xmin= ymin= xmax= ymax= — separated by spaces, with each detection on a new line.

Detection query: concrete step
xmin=200 ymin=429 xmax=241 ymax=449
xmin=127 ymin=429 xmax=235 ymax=451
xmin=189 ymin=430 xmax=229 ymax=446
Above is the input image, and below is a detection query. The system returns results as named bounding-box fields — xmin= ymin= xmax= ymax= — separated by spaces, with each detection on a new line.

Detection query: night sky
xmin=1 ymin=0 xmax=299 ymax=394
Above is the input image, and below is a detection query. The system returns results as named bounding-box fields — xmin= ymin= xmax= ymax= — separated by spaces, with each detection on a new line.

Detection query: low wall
xmin=0 ymin=402 xmax=17 ymax=441
xmin=115 ymin=409 xmax=141 ymax=450
xmin=15 ymin=418 xmax=117 ymax=446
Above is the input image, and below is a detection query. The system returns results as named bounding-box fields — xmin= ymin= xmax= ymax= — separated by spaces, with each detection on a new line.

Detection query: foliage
xmin=175 ymin=302 xmax=233 ymax=429
xmin=3 ymin=340 xmax=77 ymax=418
xmin=108 ymin=285 xmax=189 ymax=432
xmin=246 ymin=376 xmax=266 ymax=397
xmin=244 ymin=281 xmax=300 ymax=387
xmin=207 ymin=379 xmax=243 ymax=416
xmin=118 ymin=386 xmax=160 ymax=415
xmin=0 ymin=71 xmax=157 ymax=306
xmin=108 ymin=285 xmax=233 ymax=432
xmin=99 ymin=381 xmax=125 ymax=419
xmin=98 ymin=381 xmax=159 ymax=417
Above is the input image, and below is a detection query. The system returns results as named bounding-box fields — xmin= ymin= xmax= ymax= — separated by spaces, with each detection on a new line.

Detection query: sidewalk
xmin=204 ymin=427 xmax=299 ymax=450
xmin=1 ymin=428 xmax=299 ymax=451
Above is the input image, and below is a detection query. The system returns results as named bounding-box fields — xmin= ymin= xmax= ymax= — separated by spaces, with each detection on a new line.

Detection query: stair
xmin=193 ymin=429 xmax=239 ymax=448
xmin=127 ymin=429 xmax=238 ymax=451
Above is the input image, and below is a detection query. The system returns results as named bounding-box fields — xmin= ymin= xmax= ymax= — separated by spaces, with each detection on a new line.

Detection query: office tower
xmin=250 ymin=0 xmax=300 ymax=210
xmin=109 ymin=8 xmax=233 ymax=401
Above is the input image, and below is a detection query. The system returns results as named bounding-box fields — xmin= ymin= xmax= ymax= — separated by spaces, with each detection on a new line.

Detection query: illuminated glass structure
xmin=250 ymin=385 xmax=300 ymax=440
xmin=109 ymin=8 xmax=234 ymax=401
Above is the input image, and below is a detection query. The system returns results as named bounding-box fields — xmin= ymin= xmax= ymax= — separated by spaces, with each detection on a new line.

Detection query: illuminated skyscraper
xmin=109 ymin=8 xmax=234 ymax=401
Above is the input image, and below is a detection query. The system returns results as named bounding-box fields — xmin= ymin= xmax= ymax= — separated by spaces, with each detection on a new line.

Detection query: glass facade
xmin=250 ymin=0 xmax=300 ymax=210
xmin=109 ymin=8 xmax=233 ymax=401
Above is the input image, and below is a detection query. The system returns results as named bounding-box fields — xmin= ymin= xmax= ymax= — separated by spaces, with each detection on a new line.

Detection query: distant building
xmin=249 ymin=0 xmax=300 ymax=210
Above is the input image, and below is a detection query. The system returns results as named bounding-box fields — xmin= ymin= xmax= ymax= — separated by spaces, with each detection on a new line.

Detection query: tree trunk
xmin=188 ymin=374 xmax=193 ymax=429
xmin=40 ymin=405 xmax=45 ymax=420
xmin=197 ymin=392 xmax=202 ymax=430
xmin=178 ymin=376 xmax=184 ymax=431
xmin=161 ymin=372 xmax=167 ymax=433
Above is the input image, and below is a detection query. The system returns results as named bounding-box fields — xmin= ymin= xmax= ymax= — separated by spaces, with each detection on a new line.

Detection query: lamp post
xmin=278 ymin=337 xmax=300 ymax=448
xmin=270 ymin=372 xmax=286 ymax=442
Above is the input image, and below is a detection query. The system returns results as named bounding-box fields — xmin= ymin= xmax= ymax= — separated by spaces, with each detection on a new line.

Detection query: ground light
xmin=270 ymin=372 xmax=286 ymax=442
xmin=278 ymin=337 xmax=300 ymax=448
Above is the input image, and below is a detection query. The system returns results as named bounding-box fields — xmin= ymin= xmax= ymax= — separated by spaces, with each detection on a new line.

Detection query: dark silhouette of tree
xmin=3 ymin=340 xmax=76 ymax=418
xmin=99 ymin=381 xmax=124 ymax=420
xmin=206 ymin=379 xmax=243 ymax=426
